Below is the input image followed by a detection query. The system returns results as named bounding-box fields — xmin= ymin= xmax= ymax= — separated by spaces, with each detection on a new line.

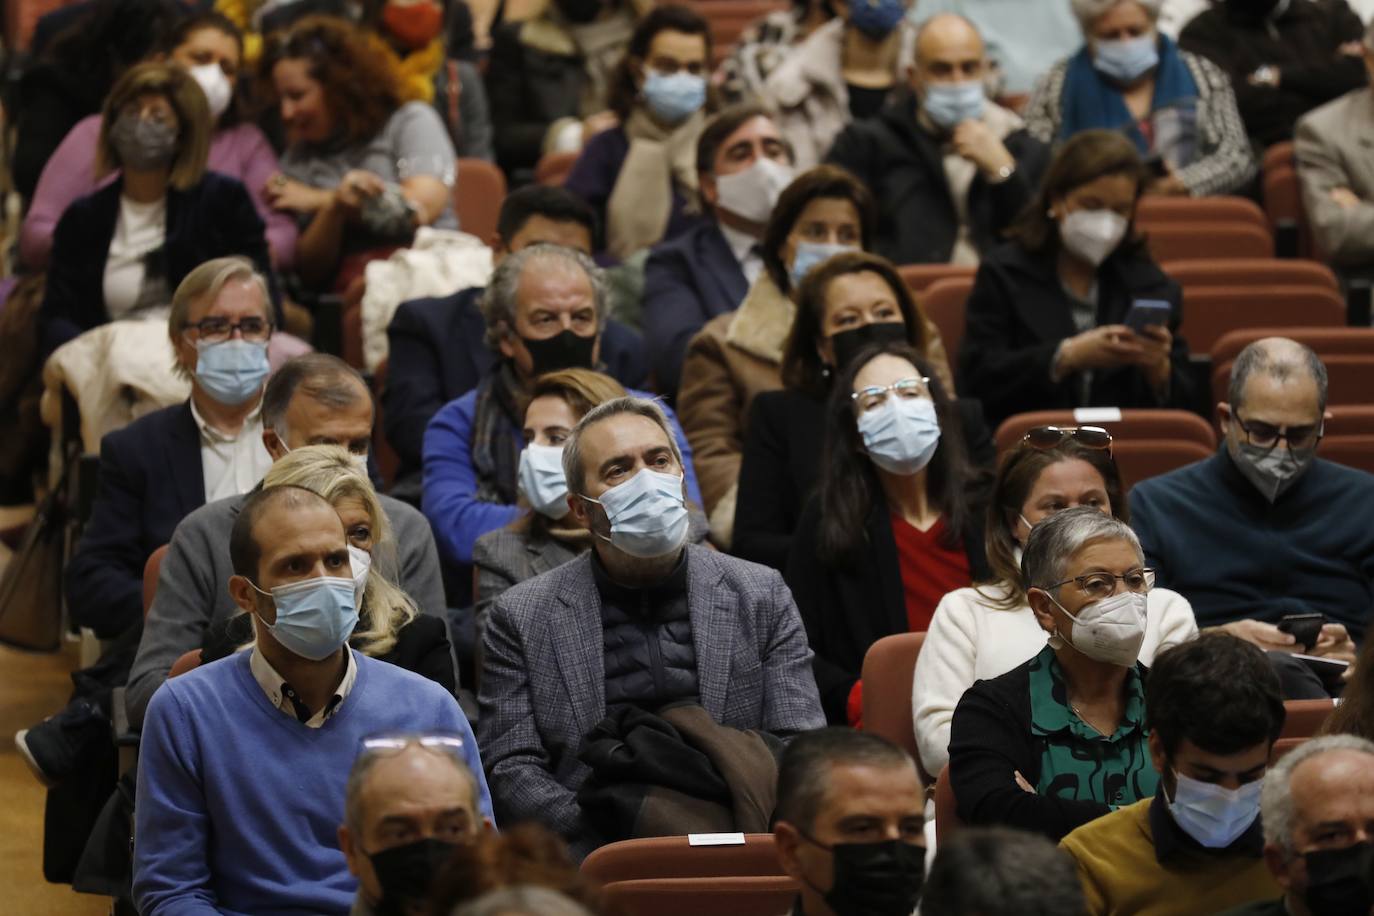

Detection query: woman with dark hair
xmin=785 ymin=341 xmax=989 ymax=725
xmin=1321 ymin=638 xmax=1374 ymax=741
xmin=22 ymin=11 xmax=299 ymax=271
xmin=260 ymin=15 xmax=458 ymax=289
xmin=912 ymin=428 xmax=1196 ymax=776
xmin=563 ymin=4 xmax=715 ymax=259
xmin=958 ymin=128 xmax=1194 ymax=427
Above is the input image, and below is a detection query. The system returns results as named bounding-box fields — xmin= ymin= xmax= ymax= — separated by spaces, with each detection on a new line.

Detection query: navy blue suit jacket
xmin=66 ymin=402 xmax=207 ymax=637
xmin=383 ymin=286 xmax=649 ymax=488
xmin=642 ymin=221 xmax=750 ymax=401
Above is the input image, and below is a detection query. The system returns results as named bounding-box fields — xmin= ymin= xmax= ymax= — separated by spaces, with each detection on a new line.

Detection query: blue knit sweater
xmin=133 ymin=650 xmax=492 ymax=916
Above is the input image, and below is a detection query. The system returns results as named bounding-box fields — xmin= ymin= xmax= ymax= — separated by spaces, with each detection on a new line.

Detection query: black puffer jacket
xmin=594 ymin=554 xmax=699 ymax=711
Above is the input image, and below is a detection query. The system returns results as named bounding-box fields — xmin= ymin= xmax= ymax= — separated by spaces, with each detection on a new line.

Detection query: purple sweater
xmin=21 ymin=116 xmax=298 ymax=270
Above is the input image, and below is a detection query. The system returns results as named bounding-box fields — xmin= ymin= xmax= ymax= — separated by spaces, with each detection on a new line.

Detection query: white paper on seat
xmin=688 ymin=832 xmax=747 ymax=846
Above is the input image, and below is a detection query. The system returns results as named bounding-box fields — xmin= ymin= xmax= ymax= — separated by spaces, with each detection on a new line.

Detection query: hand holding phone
xmin=1123 ymin=299 xmax=1172 ymax=334
xmin=1278 ymin=613 xmax=1327 ymax=652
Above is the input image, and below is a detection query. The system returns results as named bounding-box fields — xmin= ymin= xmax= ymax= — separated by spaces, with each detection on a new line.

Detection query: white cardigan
xmin=911 ymin=582 xmax=1199 ymax=776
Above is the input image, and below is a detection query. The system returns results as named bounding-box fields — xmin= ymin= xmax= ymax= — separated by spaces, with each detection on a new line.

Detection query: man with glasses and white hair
xmin=1218 ymin=734 xmax=1374 ymax=916
xmin=1131 ymin=338 xmax=1374 ymax=678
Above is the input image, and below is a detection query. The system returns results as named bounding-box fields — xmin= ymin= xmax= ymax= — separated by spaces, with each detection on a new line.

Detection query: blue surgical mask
xmin=195 ymin=339 xmax=270 ymax=406
xmin=642 ymin=70 xmax=706 ymax=124
xmin=848 ymin=0 xmax=906 ymax=40
xmin=250 ymin=575 xmax=359 ymax=661
xmin=581 ymin=468 xmax=690 ymax=558
xmin=1167 ymin=771 xmax=1263 ymax=848
xmin=857 ymin=397 xmax=941 ymax=476
xmin=518 ymin=443 xmax=570 ymax=519
xmin=1093 ymin=33 xmax=1160 ymax=84
xmin=923 ymin=80 xmax=986 ymax=131
xmin=790 ymin=241 xmax=856 ymax=288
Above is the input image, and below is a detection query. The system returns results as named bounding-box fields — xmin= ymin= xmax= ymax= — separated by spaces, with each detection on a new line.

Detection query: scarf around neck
xmin=1060 ymin=34 xmax=1199 ymax=156
xmin=605 ymin=107 xmax=705 ymax=260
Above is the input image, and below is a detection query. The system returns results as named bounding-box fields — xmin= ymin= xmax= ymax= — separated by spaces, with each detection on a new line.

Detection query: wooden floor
xmin=0 ymin=641 xmax=111 ymax=916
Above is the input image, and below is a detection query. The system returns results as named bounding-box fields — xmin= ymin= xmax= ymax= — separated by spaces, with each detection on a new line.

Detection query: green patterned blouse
xmin=1028 ymin=646 xmax=1160 ymax=808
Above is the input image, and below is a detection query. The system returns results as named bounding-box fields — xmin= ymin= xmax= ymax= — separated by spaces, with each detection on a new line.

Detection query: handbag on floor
xmin=0 ymin=486 xmax=65 ymax=652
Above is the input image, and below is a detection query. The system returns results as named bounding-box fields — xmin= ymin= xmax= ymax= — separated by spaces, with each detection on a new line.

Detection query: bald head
xmin=913 ymin=13 xmax=986 ymax=90
xmin=1227 ymin=337 xmax=1328 ymax=417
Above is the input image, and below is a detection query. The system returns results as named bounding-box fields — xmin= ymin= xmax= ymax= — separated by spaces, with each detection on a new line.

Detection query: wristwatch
xmin=1253 ymin=65 xmax=1278 ymax=86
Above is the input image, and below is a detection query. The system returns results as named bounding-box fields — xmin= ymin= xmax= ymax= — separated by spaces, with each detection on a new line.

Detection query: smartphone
xmin=1124 ymin=300 xmax=1172 ymax=333
xmin=1278 ymin=613 xmax=1327 ymax=651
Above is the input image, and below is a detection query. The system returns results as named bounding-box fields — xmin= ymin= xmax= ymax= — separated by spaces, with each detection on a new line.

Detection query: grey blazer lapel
xmin=687 ymin=547 xmax=735 ymax=722
xmin=552 ymin=561 xmax=606 ymax=741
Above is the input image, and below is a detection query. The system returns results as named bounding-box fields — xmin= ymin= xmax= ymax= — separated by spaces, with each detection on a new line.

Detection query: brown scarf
xmin=605 ymin=107 xmax=705 ymax=260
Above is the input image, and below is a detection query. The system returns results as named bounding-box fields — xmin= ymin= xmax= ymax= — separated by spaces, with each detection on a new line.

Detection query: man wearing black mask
xmin=774 ymin=729 xmax=927 ymax=916
xmin=1219 ymin=734 xmax=1374 ymax=916
xmin=420 ymin=243 xmax=701 ymax=603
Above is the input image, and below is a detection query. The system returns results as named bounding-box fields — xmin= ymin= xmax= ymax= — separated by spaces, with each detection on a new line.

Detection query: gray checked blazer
xmin=476 ymin=543 xmax=825 ymax=855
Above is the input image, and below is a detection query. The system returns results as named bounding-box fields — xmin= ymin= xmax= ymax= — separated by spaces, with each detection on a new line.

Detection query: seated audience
xmin=1060 ymin=633 xmax=1285 ymax=915
xmin=39 ymin=61 xmax=277 ymax=355
xmin=731 ymin=246 xmax=979 ymax=569
xmin=1218 ymin=735 xmax=1374 ymax=916
xmin=478 ymin=397 xmax=824 ymax=856
xmin=913 ymin=426 xmax=1197 ymax=777
xmin=22 ymin=11 xmax=298 ymax=272
xmin=959 ymin=129 xmax=1193 ymax=428
xmin=1294 ymin=24 xmax=1374 ymax=278
xmin=908 ymin=0 xmax=1082 ymax=97
xmin=787 ymin=343 xmax=988 ymax=725
xmin=132 ymin=485 xmax=490 ymax=916
xmin=427 ymin=823 xmax=604 ymax=915
xmin=716 ymin=0 xmax=836 ymax=105
xmin=564 ymin=5 xmax=714 ymax=260
xmin=642 ymin=105 xmax=795 ymax=401
xmin=486 ymin=0 xmax=649 ymax=179
xmin=261 ymin=15 xmax=457 ymax=290
xmin=773 ymin=729 xmax=926 ymax=916
xmin=949 ymin=508 xmax=1160 ymax=841
xmin=921 ymin=827 xmax=1087 ymax=916
xmin=340 ymin=733 xmax=488 ymax=916
xmin=65 ymin=257 xmax=274 ymax=640
xmin=827 ymin=13 xmax=1050 ymax=265
xmin=420 ymin=245 xmax=699 ymax=579
xmin=126 ymin=354 xmax=446 ymax=727
xmin=760 ymin=0 xmax=917 ymax=170
xmin=1024 ymin=0 xmax=1254 ymax=197
xmin=1130 ymin=339 xmax=1372 ymax=653
xmin=1178 ymin=0 xmax=1366 ymax=150
xmin=385 ymin=187 xmax=648 ymax=497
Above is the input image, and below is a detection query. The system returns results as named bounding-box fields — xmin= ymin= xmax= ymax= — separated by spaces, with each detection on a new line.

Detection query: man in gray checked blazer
xmin=477 ymin=396 xmax=825 ymax=857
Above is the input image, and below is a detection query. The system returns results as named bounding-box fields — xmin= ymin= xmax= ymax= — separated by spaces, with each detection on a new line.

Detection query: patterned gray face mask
xmin=109 ymin=112 xmax=179 ymax=171
xmin=1230 ymin=438 xmax=1316 ymax=503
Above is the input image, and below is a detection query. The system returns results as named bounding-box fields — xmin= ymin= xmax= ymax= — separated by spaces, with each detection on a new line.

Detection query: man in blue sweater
xmin=134 ymin=485 xmax=492 ymax=916
xmin=1131 ymin=338 xmax=1372 ymax=662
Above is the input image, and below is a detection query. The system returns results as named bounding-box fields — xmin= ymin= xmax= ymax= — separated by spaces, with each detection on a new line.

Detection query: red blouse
xmin=889 ymin=513 xmax=972 ymax=633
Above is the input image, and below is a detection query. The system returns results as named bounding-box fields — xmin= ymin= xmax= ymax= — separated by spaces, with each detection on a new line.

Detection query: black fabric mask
xmin=829 ymin=322 xmax=909 ymax=374
xmin=803 ymin=836 xmax=925 ymax=916
xmin=556 ymin=0 xmax=602 ymax=23
xmin=521 ymin=329 xmax=596 ymax=376
xmin=1225 ymin=0 xmax=1282 ymax=21
xmin=368 ymin=837 xmax=460 ymax=916
xmin=1303 ymin=843 xmax=1374 ymax=916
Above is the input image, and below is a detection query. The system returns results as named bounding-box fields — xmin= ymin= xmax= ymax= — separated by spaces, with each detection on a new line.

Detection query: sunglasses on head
xmin=1021 ymin=425 xmax=1113 ymax=451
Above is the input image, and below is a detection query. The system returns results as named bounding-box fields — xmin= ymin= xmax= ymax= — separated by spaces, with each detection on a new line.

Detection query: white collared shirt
xmin=189 ymin=395 xmax=273 ymax=503
xmin=249 ymin=645 xmax=358 ymax=728
xmin=718 ymin=221 xmax=765 ymax=287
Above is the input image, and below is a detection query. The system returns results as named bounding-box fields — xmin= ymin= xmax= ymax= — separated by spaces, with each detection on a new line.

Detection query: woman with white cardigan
xmin=911 ymin=425 xmax=1197 ymax=777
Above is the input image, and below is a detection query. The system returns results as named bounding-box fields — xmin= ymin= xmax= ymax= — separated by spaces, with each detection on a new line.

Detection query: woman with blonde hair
xmin=200 ymin=444 xmax=457 ymax=693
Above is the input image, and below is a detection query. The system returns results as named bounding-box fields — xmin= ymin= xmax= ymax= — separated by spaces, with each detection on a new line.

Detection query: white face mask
xmin=188 ymin=62 xmax=233 ymax=122
xmin=1047 ymin=589 xmax=1148 ymax=667
xmin=518 ymin=443 xmax=570 ymax=519
xmin=1168 ymin=772 xmax=1263 ymax=848
xmin=348 ymin=543 xmax=371 ymax=606
xmin=1059 ymin=209 xmax=1129 ymax=267
xmin=715 ymin=156 xmax=795 ymax=225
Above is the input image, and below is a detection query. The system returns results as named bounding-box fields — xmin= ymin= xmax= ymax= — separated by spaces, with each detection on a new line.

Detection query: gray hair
xmin=480 ymin=243 xmax=608 ymax=352
xmin=1020 ymin=506 xmax=1142 ymax=592
xmin=1071 ymin=0 xmax=1162 ymax=31
xmin=169 ymin=256 xmax=272 ymax=378
xmin=775 ymin=728 xmax=918 ymax=834
xmin=561 ymin=396 xmax=683 ymax=499
xmin=1261 ymin=734 xmax=1374 ymax=856
xmin=1228 ymin=338 xmax=1329 ymax=416
xmin=344 ymin=739 xmax=479 ymax=834
xmin=261 ymin=353 xmax=370 ymax=437
xmin=452 ymin=887 xmax=595 ymax=916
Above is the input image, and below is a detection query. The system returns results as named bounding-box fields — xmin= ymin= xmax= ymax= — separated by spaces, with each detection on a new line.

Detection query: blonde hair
xmin=97 ymin=61 xmax=211 ymax=190
xmin=257 ymin=445 xmax=417 ymax=656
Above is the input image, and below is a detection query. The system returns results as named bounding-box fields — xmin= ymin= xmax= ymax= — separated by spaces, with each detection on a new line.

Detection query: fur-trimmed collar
xmin=725 ymin=272 xmax=795 ymax=365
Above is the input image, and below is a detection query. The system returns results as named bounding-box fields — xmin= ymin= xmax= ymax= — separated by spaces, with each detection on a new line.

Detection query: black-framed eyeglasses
xmin=851 ymin=376 xmax=931 ymax=413
xmin=1234 ymin=414 xmax=1324 ymax=453
xmin=1045 ymin=568 xmax=1155 ymax=601
xmin=183 ymin=316 xmax=273 ymax=344
xmin=360 ymin=732 xmax=466 ymax=759
xmin=1022 ymin=425 xmax=1113 ymax=451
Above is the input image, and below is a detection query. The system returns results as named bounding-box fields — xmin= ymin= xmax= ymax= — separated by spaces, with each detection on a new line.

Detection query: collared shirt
xmin=189 ymin=395 xmax=272 ymax=503
xmin=718 ymin=221 xmax=765 ymax=287
xmin=1027 ymin=645 xmax=1159 ymax=807
xmin=249 ymin=645 xmax=358 ymax=728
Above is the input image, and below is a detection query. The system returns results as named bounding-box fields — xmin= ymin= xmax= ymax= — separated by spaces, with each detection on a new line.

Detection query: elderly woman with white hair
xmin=1023 ymin=0 xmax=1255 ymax=197
xmin=947 ymin=506 xmax=1160 ymax=842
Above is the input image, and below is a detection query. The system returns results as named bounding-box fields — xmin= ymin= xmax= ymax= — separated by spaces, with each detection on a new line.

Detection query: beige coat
xmin=1295 ymin=88 xmax=1374 ymax=266
xmin=677 ymin=272 xmax=952 ymax=547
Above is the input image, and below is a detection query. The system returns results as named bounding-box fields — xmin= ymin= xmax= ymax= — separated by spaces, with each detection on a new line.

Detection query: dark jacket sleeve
xmin=990 ymin=131 xmax=1050 ymax=236
xmin=823 ymin=120 xmax=872 ymax=182
xmin=733 ymin=395 xmax=799 ymax=571
xmin=208 ymin=175 xmax=282 ymax=318
xmin=642 ymin=244 xmax=706 ymax=399
xmin=384 ymin=300 xmax=449 ymax=474
xmin=487 ymin=24 xmax=557 ymax=172
xmin=1275 ymin=1 xmax=1366 ymax=102
xmin=600 ymin=318 xmax=650 ymax=391
xmin=385 ymin=613 xmax=458 ymax=696
xmin=563 ymin=131 xmax=622 ymax=234
xmin=783 ymin=497 xmax=856 ymax=724
xmin=39 ymin=193 xmax=99 ymax=354
xmin=947 ymin=675 xmax=1111 ymax=841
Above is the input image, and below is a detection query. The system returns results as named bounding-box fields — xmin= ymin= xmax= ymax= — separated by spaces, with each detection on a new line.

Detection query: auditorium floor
xmin=0 ymin=642 xmax=111 ymax=915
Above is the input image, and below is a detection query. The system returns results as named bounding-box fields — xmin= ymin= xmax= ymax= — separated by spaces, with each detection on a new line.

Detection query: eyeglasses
xmin=851 ymin=376 xmax=930 ymax=413
xmin=1234 ymin=414 xmax=1324 ymax=453
xmin=360 ymin=732 xmax=466 ymax=759
xmin=1022 ymin=425 xmax=1114 ymax=451
xmin=1046 ymin=568 xmax=1155 ymax=601
xmin=183 ymin=316 xmax=273 ymax=343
